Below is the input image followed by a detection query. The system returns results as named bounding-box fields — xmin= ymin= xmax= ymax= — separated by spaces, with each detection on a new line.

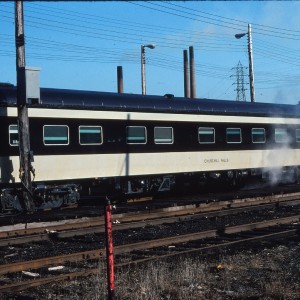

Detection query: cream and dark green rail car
xmin=1 ymin=85 xmax=300 ymax=212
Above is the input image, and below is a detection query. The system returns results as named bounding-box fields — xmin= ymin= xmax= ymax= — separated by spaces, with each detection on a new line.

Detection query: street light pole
xmin=247 ymin=24 xmax=255 ymax=103
xmin=235 ymin=24 xmax=256 ymax=103
xmin=141 ymin=44 xmax=155 ymax=95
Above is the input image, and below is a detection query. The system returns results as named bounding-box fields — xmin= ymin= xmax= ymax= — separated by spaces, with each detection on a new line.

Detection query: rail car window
xmin=154 ymin=127 xmax=173 ymax=144
xmin=226 ymin=128 xmax=242 ymax=143
xmin=296 ymin=129 xmax=300 ymax=143
xmin=79 ymin=126 xmax=103 ymax=145
xmin=198 ymin=127 xmax=215 ymax=144
xmin=9 ymin=124 xmax=19 ymax=146
xmin=43 ymin=125 xmax=69 ymax=145
xmin=252 ymin=128 xmax=266 ymax=143
xmin=126 ymin=126 xmax=146 ymax=144
xmin=275 ymin=128 xmax=289 ymax=143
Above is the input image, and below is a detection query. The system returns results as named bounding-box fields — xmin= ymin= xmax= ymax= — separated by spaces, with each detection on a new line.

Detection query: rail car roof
xmin=1 ymin=85 xmax=300 ymax=118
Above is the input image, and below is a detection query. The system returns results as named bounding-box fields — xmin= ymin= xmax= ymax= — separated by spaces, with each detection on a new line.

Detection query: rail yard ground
xmin=1 ymin=189 xmax=300 ymax=300
xmin=2 ymin=237 xmax=300 ymax=299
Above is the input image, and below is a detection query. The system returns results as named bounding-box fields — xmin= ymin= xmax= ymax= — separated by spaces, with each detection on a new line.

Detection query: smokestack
xmin=189 ymin=46 xmax=196 ymax=99
xmin=117 ymin=66 xmax=123 ymax=93
xmin=183 ymin=50 xmax=190 ymax=98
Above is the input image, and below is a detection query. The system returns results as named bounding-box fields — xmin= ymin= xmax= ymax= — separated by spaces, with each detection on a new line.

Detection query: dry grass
xmin=109 ymin=242 xmax=299 ymax=300
xmin=113 ymin=258 xmax=208 ymax=300
xmin=3 ymin=241 xmax=300 ymax=299
xmin=84 ymin=242 xmax=299 ymax=300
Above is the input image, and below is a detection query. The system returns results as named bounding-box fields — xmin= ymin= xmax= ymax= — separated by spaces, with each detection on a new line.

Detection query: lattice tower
xmin=231 ymin=61 xmax=248 ymax=102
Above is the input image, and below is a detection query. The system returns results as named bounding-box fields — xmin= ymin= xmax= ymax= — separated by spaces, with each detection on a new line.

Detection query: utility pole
xmin=15 ymin=0 xmax=34 ymax=211
xmin=231 ymin=61 xmax=247 ymax=102
xmin=247 ymin=24 xmax=255 ymax=103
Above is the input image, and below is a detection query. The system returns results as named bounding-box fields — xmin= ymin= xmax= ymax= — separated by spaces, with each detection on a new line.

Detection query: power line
xmin=1 ymin=2 xmax=300 ymax=96
xmin=129 ymin=1 xmax=300 ymax=40
xmin=166 ymin=2 xmax=300 ymax=37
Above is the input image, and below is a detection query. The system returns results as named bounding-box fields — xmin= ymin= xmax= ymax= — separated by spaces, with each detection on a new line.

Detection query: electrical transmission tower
xmin=231 ymin=61 xmax=248 ymax=101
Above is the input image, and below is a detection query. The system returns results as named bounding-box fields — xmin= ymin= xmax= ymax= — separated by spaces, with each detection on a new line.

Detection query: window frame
xmin=296 ymin=129 xmax=300 ymax=143
xmin=126 ymin=126 xmax=147 ymax=144
xmin=198 ymin=127 xmax=215 ymax=144
xmin=9 ymin=124 xmax=19 ymax=146
xmin=251 ymin=128 xmax=266 ymax=144
xmin=226 ymin=128 xmax=242 ymax=144
xmin=79 ymin=125 xmax=103 ymax=145
xmin=154 ymin=126 xmax=174 ymax=144
xmin=274 ymin=128 xmax=289 ymax=144
xmin=43 ymin=125 xmax=69 ymax=146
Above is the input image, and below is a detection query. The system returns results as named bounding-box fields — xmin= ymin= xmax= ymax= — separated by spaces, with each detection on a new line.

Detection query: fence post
xmin=105 ymin=197 xmax=115 ymax=300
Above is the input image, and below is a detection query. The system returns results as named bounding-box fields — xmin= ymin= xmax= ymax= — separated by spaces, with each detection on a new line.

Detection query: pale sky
xmin=1 ymin=1 xmax=300 ymax=104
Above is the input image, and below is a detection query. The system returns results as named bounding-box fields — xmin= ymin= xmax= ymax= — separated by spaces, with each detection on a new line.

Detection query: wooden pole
xmin=15 ymin=0 xmax=34 ymax=211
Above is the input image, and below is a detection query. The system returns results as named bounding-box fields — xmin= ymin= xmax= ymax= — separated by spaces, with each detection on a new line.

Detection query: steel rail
xmin=44 ymin=199 xmax=300 ymax=240
xmin=1 ymin=194 xmax=300 ymax=247
xmin=0 ymin=227 xmax=298 ymax=293
xmin=1 ymin=198 xmax=300 ymax=247
xmin=0 ymin=214 xmax=299 ymax=278
xmin=2 ymin=191 xmax=300 ymax=239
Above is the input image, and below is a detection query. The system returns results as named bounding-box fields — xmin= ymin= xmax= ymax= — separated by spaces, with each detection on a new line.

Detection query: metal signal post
xmin=105 ymin=198 xmax=115 ymax=300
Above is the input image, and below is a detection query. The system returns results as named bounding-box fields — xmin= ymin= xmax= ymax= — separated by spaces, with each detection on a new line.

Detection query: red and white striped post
xmin=104 ymin=197 xmax=115 ymax=300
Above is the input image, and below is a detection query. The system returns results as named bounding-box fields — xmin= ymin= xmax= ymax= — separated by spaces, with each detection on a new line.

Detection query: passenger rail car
xmin=1 ymin=85 xmax=300 ymax=211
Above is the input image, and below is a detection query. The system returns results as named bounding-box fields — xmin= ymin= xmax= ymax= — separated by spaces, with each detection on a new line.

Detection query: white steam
xmin=262 ymin=123 xmax=298 ymax=186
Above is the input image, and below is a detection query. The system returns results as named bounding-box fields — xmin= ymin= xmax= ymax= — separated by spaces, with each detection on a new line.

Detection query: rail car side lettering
xmin=204 ymin=158 xmax=229 ymax=163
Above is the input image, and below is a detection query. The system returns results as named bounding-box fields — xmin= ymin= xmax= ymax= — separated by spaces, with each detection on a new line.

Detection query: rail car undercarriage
xmin=1 ymin=166 xmax=299 ymax=216
xmin=0 ymin=184 xmax=80 ymax=215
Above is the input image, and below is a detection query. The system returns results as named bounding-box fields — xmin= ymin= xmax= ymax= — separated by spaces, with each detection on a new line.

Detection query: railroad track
xmin=1 ymin=191 xmax=300 ymax=294
xmin=0 ymin=214 xmax=299 ymax=293
xmin=1 ymin=191 xmax=300 ymax=246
